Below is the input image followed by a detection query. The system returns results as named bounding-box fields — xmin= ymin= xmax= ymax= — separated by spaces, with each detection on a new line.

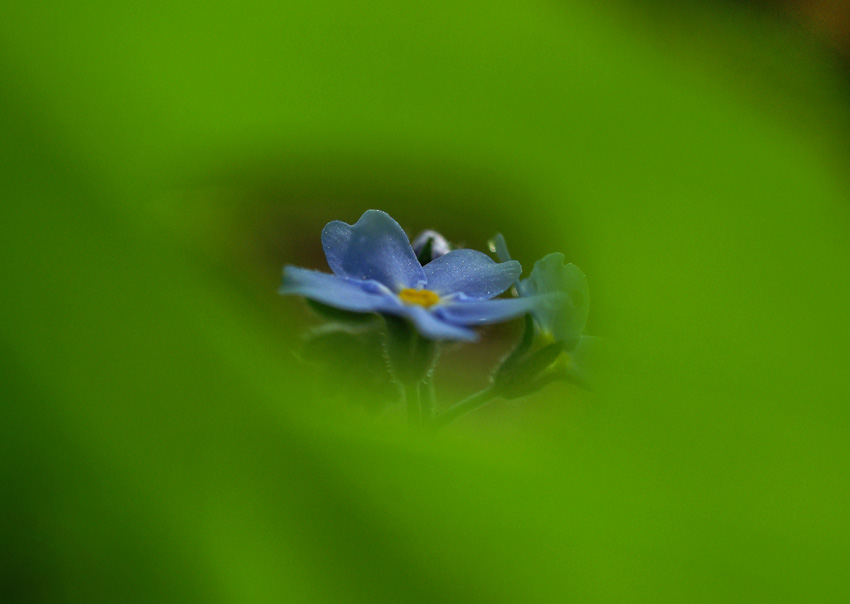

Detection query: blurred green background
xmin=2 ymin=1 xmax=849 ymax=602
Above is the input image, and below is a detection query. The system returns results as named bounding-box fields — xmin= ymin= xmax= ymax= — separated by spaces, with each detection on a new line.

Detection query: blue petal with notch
xmin=321 ymin=210 xmax=425 ymax=291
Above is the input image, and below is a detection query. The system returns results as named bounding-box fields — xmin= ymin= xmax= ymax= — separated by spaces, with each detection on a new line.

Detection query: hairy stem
xmin=432 ymin=387 xmax=497 ymax=429
xmin=403 ymin=381 xmax=421 ymax=427
xmin=419 ymin=377 xmax=436 ymax=423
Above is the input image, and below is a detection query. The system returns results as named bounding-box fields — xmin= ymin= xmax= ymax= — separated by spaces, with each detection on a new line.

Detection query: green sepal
xmin=416 ymin=236 xmax=435 ymax=265
xmin=494 ymin=313 xmax=535 ymax=374
xmin=306 ymin=299 xmax=381 ymax=327
xmin=492 ymin=340 xmax=565 ymax=399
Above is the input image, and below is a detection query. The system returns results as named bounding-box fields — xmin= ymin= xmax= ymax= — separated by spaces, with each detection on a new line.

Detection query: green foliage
xmin=2 ymin=0 xmax=850 ymax=602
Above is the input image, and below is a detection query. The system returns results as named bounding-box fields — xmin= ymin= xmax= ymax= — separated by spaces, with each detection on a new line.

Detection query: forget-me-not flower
xmin=280 ymin=210 xmax=551 ymax=341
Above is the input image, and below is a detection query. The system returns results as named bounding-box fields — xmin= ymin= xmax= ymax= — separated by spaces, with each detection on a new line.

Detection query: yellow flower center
xmin=398 ymin=288 xmax=440 ymax=308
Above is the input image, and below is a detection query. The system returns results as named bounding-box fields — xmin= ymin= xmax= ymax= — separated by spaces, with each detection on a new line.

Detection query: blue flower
xmin=279 ymin=210 xmax=549 ymax=341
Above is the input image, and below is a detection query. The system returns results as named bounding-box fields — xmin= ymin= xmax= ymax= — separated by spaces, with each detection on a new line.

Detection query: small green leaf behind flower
xmin=301 ymin=300 xmax=394 ymax=411
xmin=301 ymin=322 xmax=398 ymax=413
xmin=489 ymin=233 xmax=594 ymax=398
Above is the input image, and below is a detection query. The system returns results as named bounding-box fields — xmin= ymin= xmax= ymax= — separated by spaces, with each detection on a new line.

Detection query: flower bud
xmin=412 ymin=230 xmax=451 ymax=264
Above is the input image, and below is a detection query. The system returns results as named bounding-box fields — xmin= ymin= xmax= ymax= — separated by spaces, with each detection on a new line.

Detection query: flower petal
xmin=321 ymin=210 xmax=425 ymax=291
xmin=279 ymin=266 xmax=399 ymax=313
xmin=423 ymin=249 xmax=521 ymax=299
xmin=403 ymin=307 xmax=478 ymax=341
xmin=436 ymin=294 xmax=563 ymax=326
xmin=521 ymin=253 xmax=589 ymax=349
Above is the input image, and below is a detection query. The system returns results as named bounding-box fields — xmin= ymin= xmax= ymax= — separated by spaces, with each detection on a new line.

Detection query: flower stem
xmin=432 ymin=387 xmax=497 ymax=429
xmin=419 ymin=377 xmax=435 ymax=423
xmin=403 ymin=381 xmax=421 ymax=427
